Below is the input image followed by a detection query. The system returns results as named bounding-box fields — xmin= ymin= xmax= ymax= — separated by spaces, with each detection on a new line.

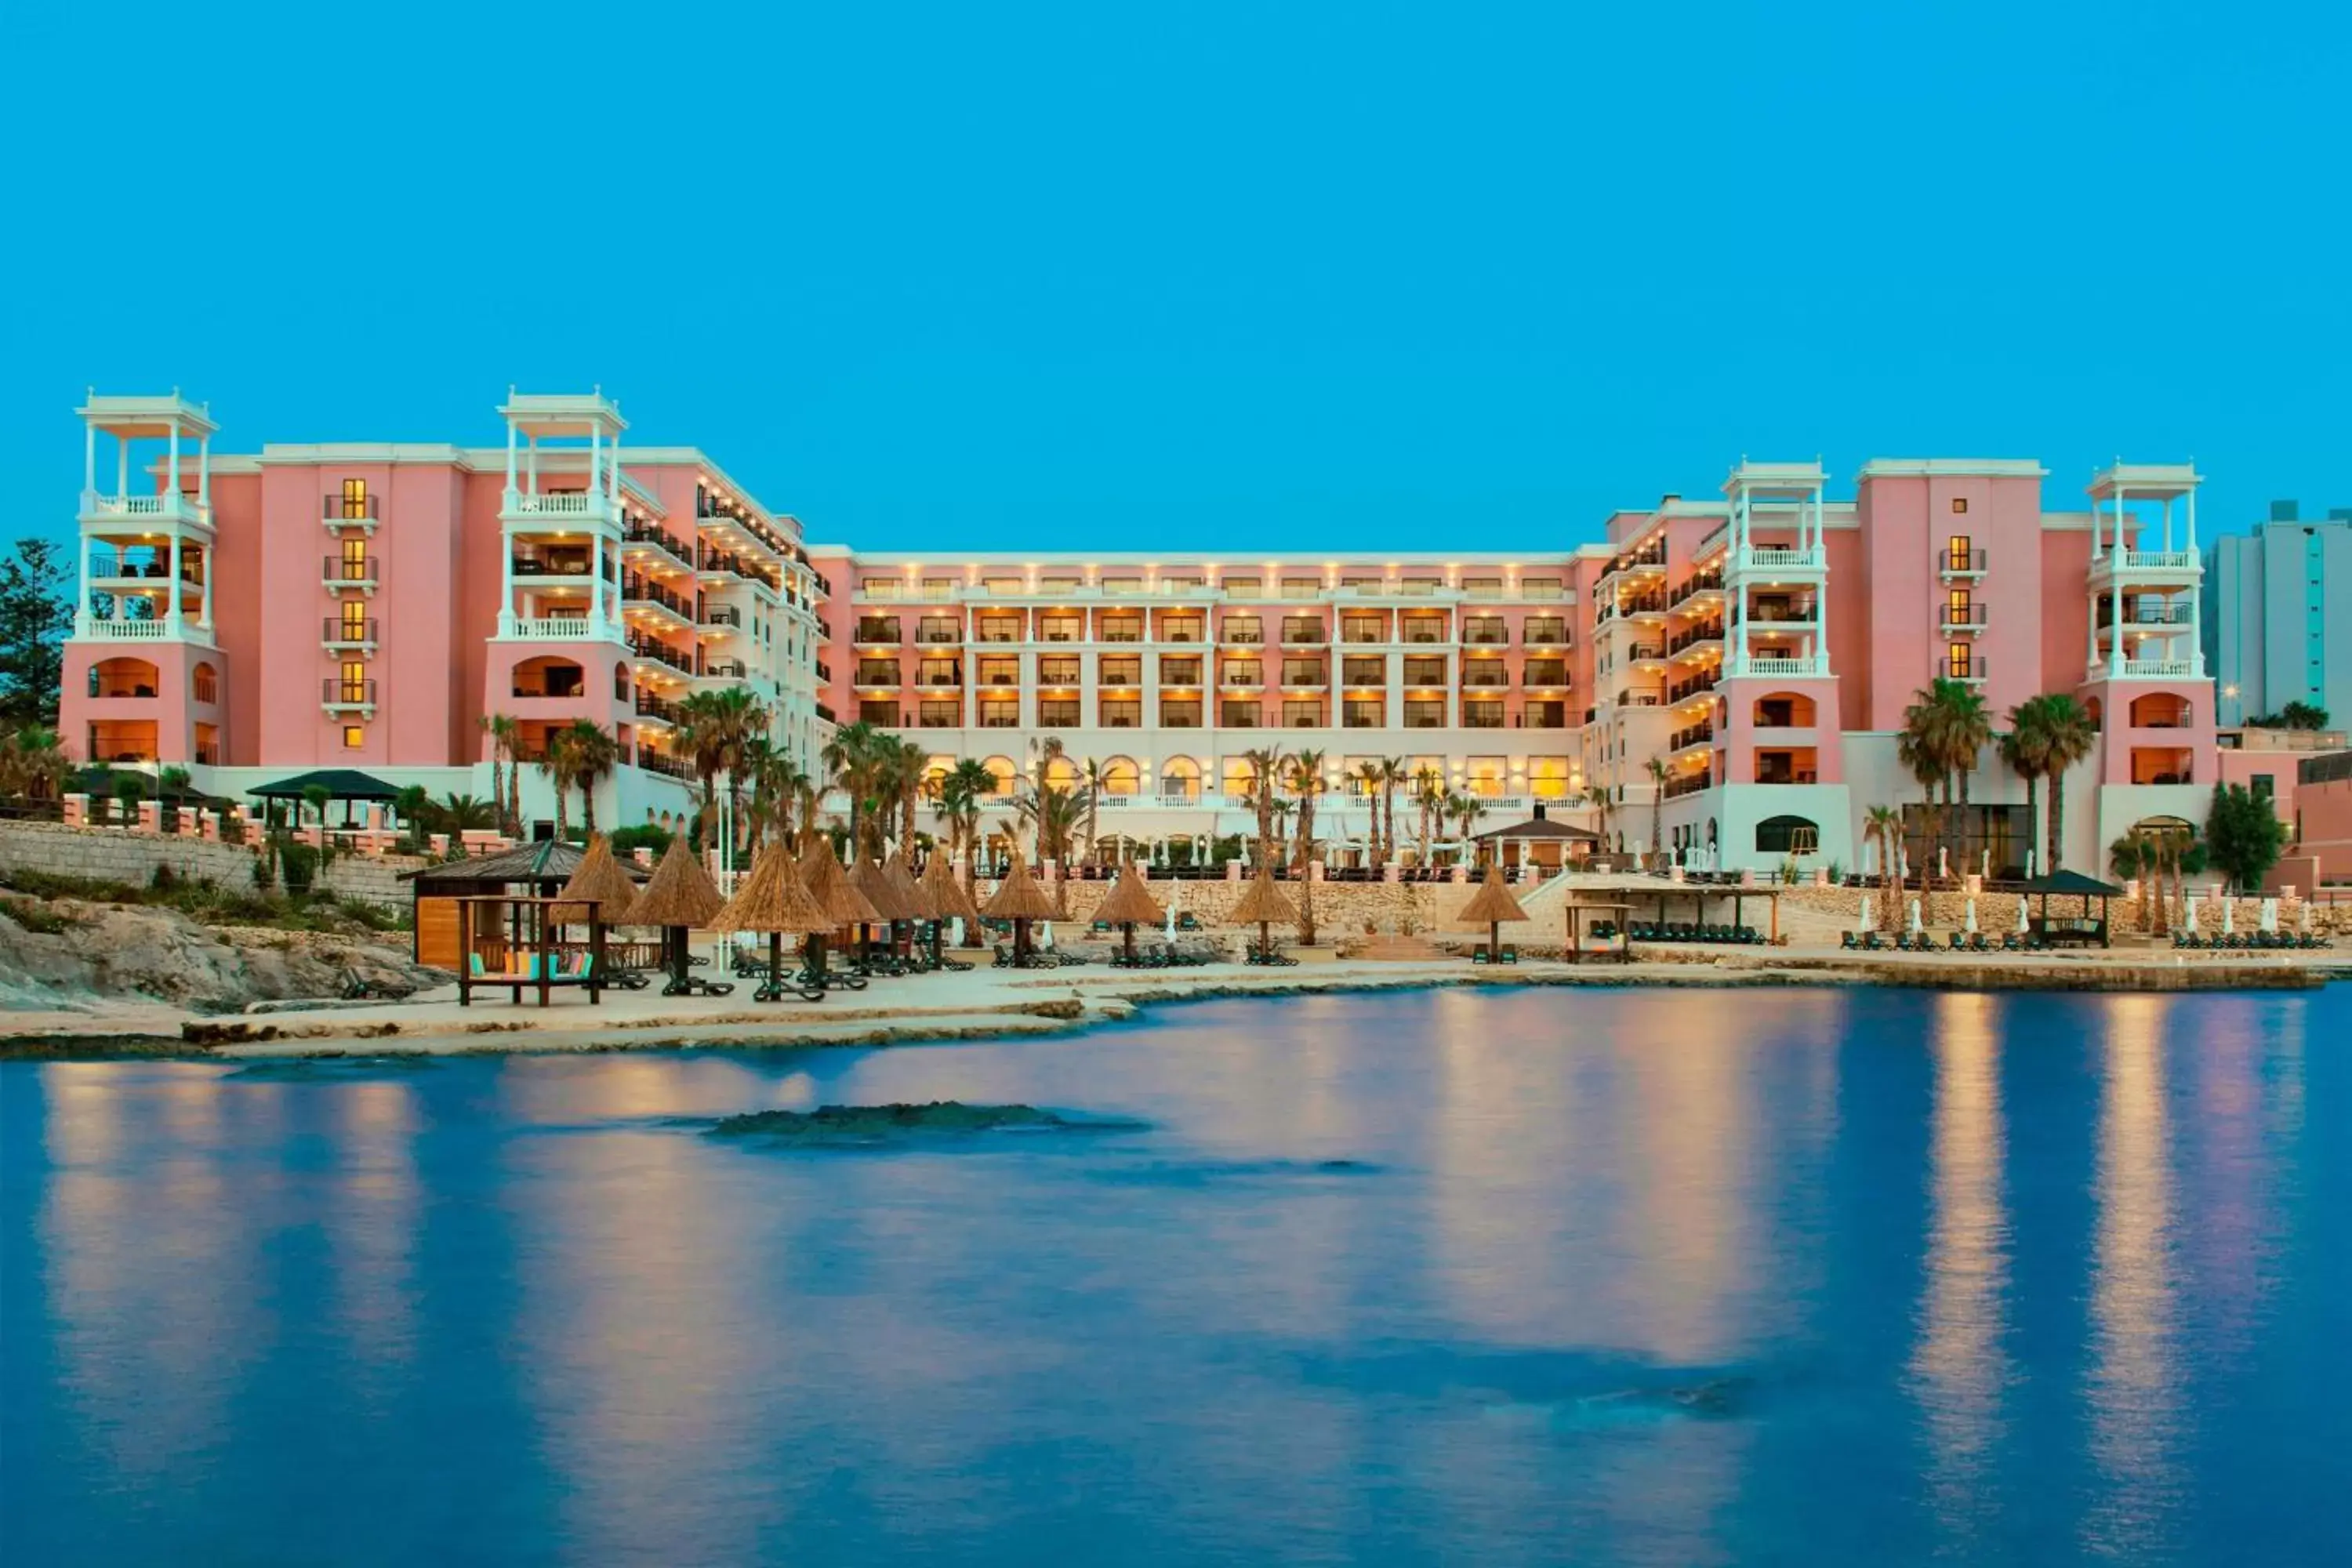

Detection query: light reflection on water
xmin=3 ymin=985 xmax=2347 ymax=1567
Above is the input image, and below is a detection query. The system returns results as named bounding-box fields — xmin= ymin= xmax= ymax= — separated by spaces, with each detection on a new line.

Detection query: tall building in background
xmin=59 ymin=390 xmax=831 ymax=833
xmin=2204 ymin=500 xmax=2352 ymax=727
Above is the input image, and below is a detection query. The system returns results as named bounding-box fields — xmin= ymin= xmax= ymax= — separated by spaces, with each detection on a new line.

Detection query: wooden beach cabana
xmin=401 ymin=839 xmax=645 ymax=971
xmin=2016 ymin=869 xmax=2124 ymax=947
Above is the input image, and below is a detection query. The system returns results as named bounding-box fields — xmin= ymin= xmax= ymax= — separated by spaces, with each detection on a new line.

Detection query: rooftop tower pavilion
xmin=55 ymin=390 xmax=829 ymax=838
xmin=64 ymin=394 xmax=224 ymax=768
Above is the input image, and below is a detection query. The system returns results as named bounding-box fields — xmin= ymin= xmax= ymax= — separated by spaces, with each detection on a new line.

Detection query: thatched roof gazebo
xmin=1095 ymin=858 xmax=1167 ymax=966
xmin=1456 ymin=865 xmax=1531 ymax=962
xmin=401 ymin=838 xmax=639 ymax=969
xmin=1229 ymin=866 xmax=1299 ymax=964
xmin=982 ymin=852 xmax=1058 ymax=964
xmin=711 ymin=847 xmax=833 ymax=1001
xmin=622 ymin=838 xmax=731 ymax=996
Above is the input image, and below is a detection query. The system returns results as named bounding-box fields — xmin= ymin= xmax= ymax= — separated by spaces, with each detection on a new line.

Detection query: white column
xmin=116 ymin=441 xmax=128 ymax=500
xmin=527 ymin=436 xmax=539 ymax=494
xmin=2091 ymin=492 xmax=2104 ymax=558
xmin=2187 ymin=488 xmax=2198 ymax=553
xmin=587 ymin=426 xmax=600 ymax=505
xmin=168 ymin=423 xmax=180 ymax=498
xmin=505 ymin=419 xmax=518 ymax=496
xmin=2187 ymin=589 xmax=2204 ymax=678
xmin=2162 ymin=496 xmax=2174 ymax=553
xmin=498 ymin=517 xmax=517 ymax=635
xmin=165 ymin=534 xmax=182 ymax=633
xmin=197 ymin=436 xmax=210 ymax=512
xmin=1814 ymin=558 xmax=1829 ymax=674
xmin=201 ymin=557 xmax=213 ymax=630
xmin=84 ymin=423 xmax=96 ymax=495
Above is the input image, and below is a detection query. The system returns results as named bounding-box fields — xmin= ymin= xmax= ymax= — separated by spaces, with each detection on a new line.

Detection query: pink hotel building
xmin=61 ymin=389 xmax=2216 ymax=873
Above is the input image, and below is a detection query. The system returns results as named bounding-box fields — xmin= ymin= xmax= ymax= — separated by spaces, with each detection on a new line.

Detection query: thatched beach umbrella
xmin=886 ymin=848 xmax=933 ymax=964
xmin=1229 ymin=866 xmax=1298 ymax=963
xmin=555 ymin=833 xmax=644 ymax=994
xmin=922 ymin=845 xmax=983 ymax=956
xmin=622 ymin=837 xmax=727 ymax=993
xmin=1457 ymin=865 xmax=1530 ymax=962
xmin=710 ymin=847 xmax=832 ymax=1001
xmin=1095 ymin=857 xmax=1167 ymax=967
xmin=798 ymin=840 xmax=879 ymax=985
xmin=848 ymin=857 xmax=912 ymax=967
xmin=982 ymin=851 xmax=1058 ymax=964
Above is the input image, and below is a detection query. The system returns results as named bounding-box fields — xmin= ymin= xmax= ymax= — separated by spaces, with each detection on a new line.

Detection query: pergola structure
xmin=1471 ymin=813 xmax=1601 ymax=871
xmin=2016 ymin=869 xmax=2124 ymax=947
xmin=1562 ymin=898 xmax=1635 ymax=964
xmin=402 ymin=839 xmax=644 ymax=969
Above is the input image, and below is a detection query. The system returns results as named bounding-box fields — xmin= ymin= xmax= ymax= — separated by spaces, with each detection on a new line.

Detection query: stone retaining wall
xmin=0 ymin=821 xmax=420 ymax=909
xmin=988 ymin=875 xmax=1459 ymax=939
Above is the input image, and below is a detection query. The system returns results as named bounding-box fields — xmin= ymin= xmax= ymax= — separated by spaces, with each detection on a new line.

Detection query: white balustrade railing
xmin=512 ymin=616 xmax=615 ymax=641
xmin=2107 ymin=548 xmax=2198 ymax=572
xmin=79 ymin=619 xmax=169 ymax=640
xmin=1736 ymin=546 xmax=1824 ymax=572
xmin=505 ymin=490 xmax=608 ymax=517
xmin=1732 ymin=653 xmax=1830 ymax=678
xmin=82 ymin=490 xmax=207 ymax=524
xmin=2118 ymin=658 xmax=2197 ymax=678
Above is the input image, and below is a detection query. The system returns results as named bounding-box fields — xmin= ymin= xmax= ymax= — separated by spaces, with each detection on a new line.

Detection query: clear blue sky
xmin=4 ymin=1 xmax=2344 ymax=553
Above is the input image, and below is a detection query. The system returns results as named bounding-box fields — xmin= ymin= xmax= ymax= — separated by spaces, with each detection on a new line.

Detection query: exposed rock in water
xmin=0 ymin=900 xmax=439 ymax=1013
xmin=710 ymin=1101 xmax=1138 ymax=1143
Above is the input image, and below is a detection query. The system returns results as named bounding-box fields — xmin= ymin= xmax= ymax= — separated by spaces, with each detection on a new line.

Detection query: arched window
xmin=1221 ymin=758 xmax=1258 ymax=799
xmin=1752 ymin=691 xmax=1816 ymax=728
xmin=2129 ymin=693 xmax=2194 ymax=729
xmin=2084 ymin=695 xmax=2103 ymax=728
xmin=1160 ymin=757 xmax=1203 ymax=802
xmin=513 ymin=655 xmax=585 ymax=699
xmin=1706 ymin=818 xmax=1719 ymax=847
xmin=614 ymin=662 xmax=632 ymax=701
xmin=1042 ymin=756 xmax=1080 ymax=789
xmin=1755 ymin=814 xmax=1819 ymax=855
xmin=1098 ymin=757 xmax=1140 ymax=797
xmin=90 ymin=657 xmax=161 ymax=699
xmin=982 ymin=756 xmax=1018 ymax=797
xmin=191 ymin=662 xmax=220 ymax=705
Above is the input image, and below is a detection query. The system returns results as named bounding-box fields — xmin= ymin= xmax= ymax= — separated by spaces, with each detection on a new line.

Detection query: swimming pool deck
xmin=0 ymin=938 xmax=2305 ymax=1059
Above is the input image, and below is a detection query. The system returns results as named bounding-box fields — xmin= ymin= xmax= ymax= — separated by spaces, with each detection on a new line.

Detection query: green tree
xmin=2205 ymin=782 xmax=2288 ymax=895
xmin=0 ymin=539 xmax=74 ymax=728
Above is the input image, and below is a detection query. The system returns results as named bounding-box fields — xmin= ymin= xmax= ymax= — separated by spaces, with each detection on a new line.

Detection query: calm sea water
xmin=3 ymin=986 xmax=2347 ymax=1566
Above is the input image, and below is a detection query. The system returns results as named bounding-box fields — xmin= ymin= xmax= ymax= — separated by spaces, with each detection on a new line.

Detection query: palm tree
xmin=539 ymin=719 xmax=618 ymax=836
xmin=1239 ymin=746 xmax=1286 ymax=867
xmin=1378 ymin=757 xmax=1408 ymax=866
xmin=1941 ymin=682 xmax=1993 ymax=877
xmin=939 ymin=757 xmax=996 ymax=891
xmin=2037 ymin=695 xmax=2097 ymax=874
xmin=878 ymin=737 xmax=927 ymax=856
xmin=1998 ymin=698 xmax=2056 ymax=875
xmin=2110 ymin=833 xmax=2158 ymax=932
xmin=1078 ymin=757 xmax=1109 ymax=864
xmin=1644 ymin=755 xmax=1668 ymax=866
xmin=1865 ymin=804 xmax=1903 ymax=930
xmin=1353 ymin=760 xmax=1384 ymax=866
xmin=480 ymin=713 xmax=521 ymax=835
xmin=1285 ymin=750 xmax=1327 ymax=874
xmin=821 ymin=719 xmax=887 ymax=857
xmin=0 ymin=726 xmax=70 ymax=801
xmin=1015 ymin=782 xmax=1087 ymax=884
xmin=1897 ymin=681 xmax=1955 ymax=886
xmin=437 ymin=793 xmax=496 ymax=832
xmin=1412 ymin=764 xmax=1443 ymax=869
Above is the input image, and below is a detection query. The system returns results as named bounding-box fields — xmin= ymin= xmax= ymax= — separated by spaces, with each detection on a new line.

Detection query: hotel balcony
xmin=622 ymin=524 xmax=695 ymax=569
xmin=510 ymin=615 xmax=619 ymax=642
xmin=1940 ymin=601 xmax=1989 ymax=632
xmin=1279 ymin=622 xmax=1327 ymax=647
xmin=701 ymin=606 xmax=742 ymax=629
xmin=321 ymin=678 xmax=377 ymax=713
xmin=80 ymin=489 xmax=210 ymax=531
xmin=1522 ymin=619 xmax=1570 ymax=648
xmin=1669 ymin=722 xmax=1715 ymax=754
xmin=324 ymin=554 xmax=379 ymax=593
xmin=2115 ymin=657 xmax=2198 ymax=680
xmin=2089 ymin=546 xmax=2201 ymax=586
xmin=1461 ymin=666 xmax=1511 ymax=689
xmin=1667 ymin=571 xmax=1725 ymax=607
xmin=1726 ymin=652 xmax=1828 ymax=680
xmin=1728 ymin=543 xmax=1824 ymax=575
xmin=321 ymin=617 xmax=379 ymax=651
xmin=634 ymin=694 xmax=685 ymax=728
xmin=1661 ymin=768 xmax=1715 ymax=800
xmin=622 ymin=575 xmax=694 ymax=627
xmin=1668 ymin=620 xmax=1723 ymax=657
xmin=502 ymin=488 xmax=619 ymax=527
xmin=1939 ymin=547 xmax=1987 ymax=579
xmin=322 ymin=495 xmax=380 ymax=532
xmin=626 ymin=636 xmax=696 ymax=677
